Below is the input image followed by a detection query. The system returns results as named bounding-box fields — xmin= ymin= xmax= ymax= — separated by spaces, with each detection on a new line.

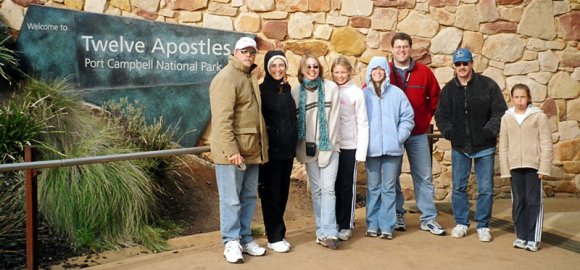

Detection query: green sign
xmin=16 ymin=5 xmax=253 ymax=146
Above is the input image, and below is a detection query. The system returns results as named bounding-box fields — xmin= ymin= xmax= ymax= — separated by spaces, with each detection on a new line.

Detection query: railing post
xmin=25 ymin=145 xmax=39 ymax=270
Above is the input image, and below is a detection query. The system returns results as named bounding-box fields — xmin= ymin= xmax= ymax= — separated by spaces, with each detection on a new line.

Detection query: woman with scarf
xmin=291 ymin=54 xmax=341 ymax=250
xmin=258 ymin=51 xmax=297 ymax=253
xmin=363 ymin=56 xmax=414 ymax=240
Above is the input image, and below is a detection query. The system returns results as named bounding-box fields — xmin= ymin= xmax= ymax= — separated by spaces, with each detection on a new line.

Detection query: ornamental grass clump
xmin=21 ymin=79 xmax=164 ymax=250
xmin=101 ymin=98 xmax=192 ymax=195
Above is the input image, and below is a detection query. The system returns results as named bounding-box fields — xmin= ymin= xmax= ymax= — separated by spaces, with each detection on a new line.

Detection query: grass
xmin=19 ymin=79 xmax=166 ymax=251
xmin=100 ymin=98 xmax=194 ymax=214
xmin=0 ymin=171 xmax=25 ymax=249
xmin=0 ymin=36 xmax=18 ymax=81
xmin=101 ymin=98 xmax=189 ymax=178
xmin=39 ymin=158 xmax=161 ymax=250
xmin=0 ymin=99 xmax=46 ymax=163
xmin=0 ymin=77 xmax=167 ymax=252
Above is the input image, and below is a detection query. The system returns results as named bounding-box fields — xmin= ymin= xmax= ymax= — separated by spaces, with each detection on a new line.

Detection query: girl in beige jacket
xmin=499 ymin=84 xmax=553 ymax=252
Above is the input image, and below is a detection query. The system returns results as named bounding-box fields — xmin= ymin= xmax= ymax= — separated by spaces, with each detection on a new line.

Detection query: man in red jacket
xmin=389 ymin=32 xmax=446 ymax=235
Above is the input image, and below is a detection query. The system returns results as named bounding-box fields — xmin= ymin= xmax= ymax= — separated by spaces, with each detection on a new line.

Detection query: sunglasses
xmin=306 ymin=65 xmax=319 ymax=70
xmin=239 ymin=49 xmax=257 ymax=56
xmin=454 ymin=61 xmax=470 ymax=67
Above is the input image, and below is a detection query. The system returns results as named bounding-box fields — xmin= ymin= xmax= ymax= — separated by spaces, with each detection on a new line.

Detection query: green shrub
xmin=99 ymin=98 xmax=199 ymax=241
xmin=101 ymin=98 xmax=185 ymax=172
xmin=39 ymin=152 xmax=160 ymax=250
xmin=101 ymin=98 xmax=192 ymax=197
xmin=0 ymin=99 xmax=45 ymax=163
xmin=17 ymin=78 xmax=164 ymax=251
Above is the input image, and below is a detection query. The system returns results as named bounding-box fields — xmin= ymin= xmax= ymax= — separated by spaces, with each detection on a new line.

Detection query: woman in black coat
xmin=258 ymin=51 xmax=297 ymax=253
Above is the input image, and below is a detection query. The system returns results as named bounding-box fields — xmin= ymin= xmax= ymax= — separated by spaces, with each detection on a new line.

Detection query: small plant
xmin=0 ymin=100 xmax=44 ymax=163
xmin=0 ymin=22 xmax=21 ymax=86
xmin=0 ymin=36 xmax=18 ymax=82
xmin=101 ymin=98 xmax=193 ymax=193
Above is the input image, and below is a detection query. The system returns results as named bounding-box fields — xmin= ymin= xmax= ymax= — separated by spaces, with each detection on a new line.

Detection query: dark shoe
xmin=394 ymin=214 xmax=406 ymax=231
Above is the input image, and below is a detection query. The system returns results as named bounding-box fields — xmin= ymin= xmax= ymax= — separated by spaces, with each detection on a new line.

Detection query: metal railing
xmin=1 ymin=131 xmax=443 ymax=270
xmin=0 ymin=145 xmax=210 ymax=270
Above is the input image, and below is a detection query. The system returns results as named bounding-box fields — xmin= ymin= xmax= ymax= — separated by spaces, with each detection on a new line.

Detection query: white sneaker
xmin=477 ymin=227 xmax=492 ymax=242
xmin=513 ymin=239 xmax=527 ymax=249
xmin=223 ymin=240 xmax=243 ymax=264
xmin=242 ymin=241 xmax=266 ymax=256
xmin=525 ymin=241 xmax=540 ymax=252
xmin=451 ymin=224 xmax=468 ymax=238
xmin=420 ymin=220 xmax=447 ymax=236
xmin=338 ymin=229 xmax=352 ymax=241
xmin=283 ymin=238 xmax=292 ymax=248
xmin=268 ymin=240 xmax=290 ymax=253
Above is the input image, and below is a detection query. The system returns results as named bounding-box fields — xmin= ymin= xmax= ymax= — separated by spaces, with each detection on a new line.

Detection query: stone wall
xmin=2 ymin=0 xmax=579 ymax=199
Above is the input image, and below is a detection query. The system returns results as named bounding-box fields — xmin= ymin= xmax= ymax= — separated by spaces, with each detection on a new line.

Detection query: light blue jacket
xmin=363 ymin=57 xmax=415 ymax=157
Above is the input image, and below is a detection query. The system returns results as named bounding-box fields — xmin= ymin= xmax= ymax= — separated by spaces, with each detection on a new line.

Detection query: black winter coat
xmin=435 ymin=73 xmax=507 ymax=154
xmin=259 ymin=52 xmax=297 ymax=161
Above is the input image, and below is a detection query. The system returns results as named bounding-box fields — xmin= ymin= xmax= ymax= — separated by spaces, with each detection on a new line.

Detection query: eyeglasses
xmin=306 ymin=65 xmax=319 ymax=70
xmin=393 ymin=45 xmax=410 ymax=50
xmin=239 ymin=49 xmax=257 ymax=56
xmin=454 ymin=61 xmax=470 ymax=67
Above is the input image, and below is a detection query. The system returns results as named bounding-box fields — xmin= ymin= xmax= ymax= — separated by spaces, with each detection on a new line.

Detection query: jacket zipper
xmin=464 ymin=85 xmax=471 ymax=141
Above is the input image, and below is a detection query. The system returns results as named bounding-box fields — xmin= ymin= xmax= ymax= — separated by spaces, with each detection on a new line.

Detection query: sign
xmin=16 ymin=5 xmax=253 ymax=146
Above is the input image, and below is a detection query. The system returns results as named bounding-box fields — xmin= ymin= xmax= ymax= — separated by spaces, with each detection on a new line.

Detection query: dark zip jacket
xmin=435 ymin=72 xmax=507 ymax=154
xmin=259 ymin=51 xmax=297 ymax=161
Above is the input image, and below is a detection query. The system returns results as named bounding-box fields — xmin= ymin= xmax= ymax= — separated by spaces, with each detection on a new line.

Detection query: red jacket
xmin=389 ymin=60 xmax=440 ymax=135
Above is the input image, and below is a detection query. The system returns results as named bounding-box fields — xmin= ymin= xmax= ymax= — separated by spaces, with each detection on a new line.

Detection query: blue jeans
xmin=215 ymin=164 xmax=259 ymax=245
xmin=305 ymin=152 xmax=339 ymax=239
xmin=395 ymin=134 xmax=438 ymax=222
xmin=366 ymin=155 xmax=402 ymax=234
xmin=451 ymin=149 xmax=495 ymax=228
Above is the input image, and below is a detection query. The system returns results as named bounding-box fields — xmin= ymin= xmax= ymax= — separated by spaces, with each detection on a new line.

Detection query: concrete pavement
xmin=79 ymin=198 xmax=580 ymax=270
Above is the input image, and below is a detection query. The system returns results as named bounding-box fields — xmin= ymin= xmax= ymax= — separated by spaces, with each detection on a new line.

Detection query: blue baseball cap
xmin=453 ymin=48 xmax=473 ymax=63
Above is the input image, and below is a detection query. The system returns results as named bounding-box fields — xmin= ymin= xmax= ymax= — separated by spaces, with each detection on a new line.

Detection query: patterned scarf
xmin=298 ymin=77 xmax=331 ymax=151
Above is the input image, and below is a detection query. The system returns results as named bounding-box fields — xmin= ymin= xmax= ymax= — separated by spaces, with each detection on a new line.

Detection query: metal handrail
xmin=0 ymin=146 xmax=210 ymax=172
xmin=1 ymin=145 xmax=211 ymax=270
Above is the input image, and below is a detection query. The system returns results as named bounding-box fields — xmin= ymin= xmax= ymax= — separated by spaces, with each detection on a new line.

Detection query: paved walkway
xmin=82 ymin=198 xmax=580 ymax=270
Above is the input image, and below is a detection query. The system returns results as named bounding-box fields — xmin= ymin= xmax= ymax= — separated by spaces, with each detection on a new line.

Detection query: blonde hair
xmin=331 ymin=56 xmax=353 ymax=74
xmin=297 ymin=54 xmax=323 ymax=83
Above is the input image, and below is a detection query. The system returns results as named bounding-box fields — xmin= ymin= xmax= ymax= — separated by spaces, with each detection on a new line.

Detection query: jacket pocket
xmin=235 ymin=127 xmax=259 ymax=156
xmin=473 ymin=126 xmax=492 ymax=146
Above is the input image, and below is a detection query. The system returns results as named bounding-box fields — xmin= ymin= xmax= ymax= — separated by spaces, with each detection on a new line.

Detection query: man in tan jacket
xmin=209 ymin=37 xmax=269 ymax=264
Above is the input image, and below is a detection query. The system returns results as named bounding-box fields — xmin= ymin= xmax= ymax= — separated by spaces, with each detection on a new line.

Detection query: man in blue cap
xmin=435 ymin=48 xmax=507 ymax=242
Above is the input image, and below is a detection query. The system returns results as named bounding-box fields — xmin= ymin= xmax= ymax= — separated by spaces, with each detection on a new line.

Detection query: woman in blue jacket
xmin=363 ymin=56 xmax=415 ymax=239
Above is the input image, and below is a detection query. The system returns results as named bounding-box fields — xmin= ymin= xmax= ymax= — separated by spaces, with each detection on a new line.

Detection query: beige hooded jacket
xmin=498 ymin=106 xmax=552 ymax=178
